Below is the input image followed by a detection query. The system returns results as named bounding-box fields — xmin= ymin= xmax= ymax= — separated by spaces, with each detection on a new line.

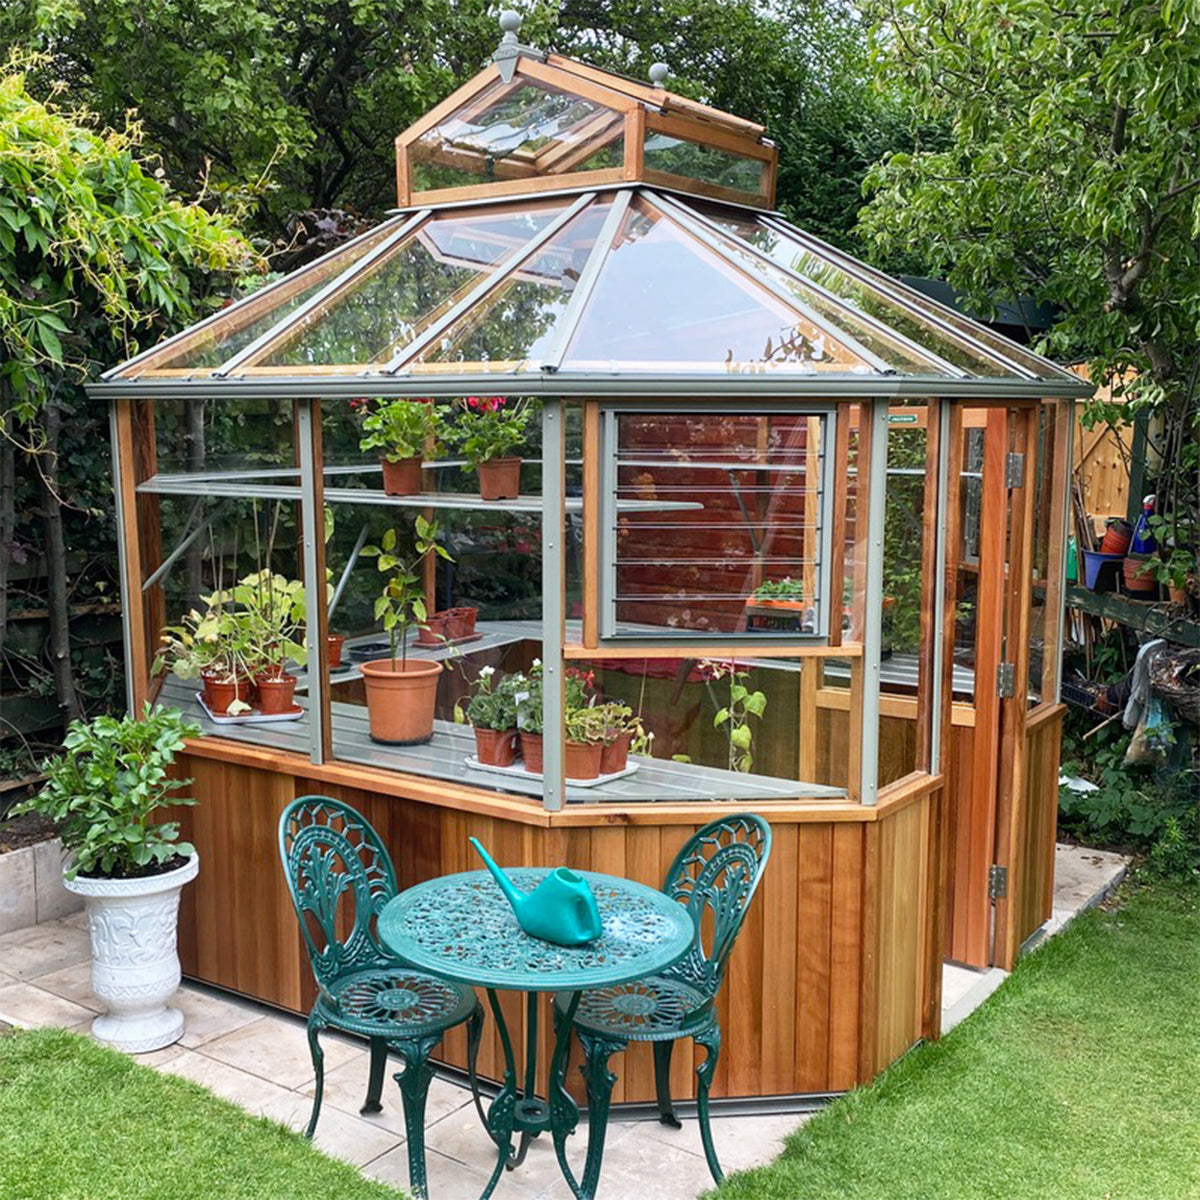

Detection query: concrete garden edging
xmin=0 ymin=837 xmax=82 ymax=935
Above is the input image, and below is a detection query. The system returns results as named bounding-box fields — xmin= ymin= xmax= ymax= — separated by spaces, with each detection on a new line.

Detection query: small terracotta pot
xmin=1100 ymin=519 xmax=1133 ymax=556
xmin=1123 ymin=554 xmax=1157 ymax=595
xmin=206 ymin=675 xmax=253 ymax=715
xmin=519 ymin=732 xmax=544 ymax=774
xmin=199 ymin=669 xmax=222 ymax=709
xmin=444 ymin=607 xmax=478 ymax=640
xmin=599 ymin=732 xmax=632 ymax=776
xmin=478 ymin=457 xmax=521 ymax=501
xmin=360 ymin=658 xmax=443 ymax=744
xmin=257 ymin=673 xmax=297 ymax=714
xmin=416 ymin=614 xmax=448 ymax=647
xmin=326 ymin=634 xmax=346 ymax=668
xmin=380 ymin=456 xmax=423 ymax=496
xmin=1169 ymin=585 xmax=1188 ymax=607
xmin=474 ymin=727 xmax=518 ymax=767
xmin=565 ymin=740 xmax=602 ymax=781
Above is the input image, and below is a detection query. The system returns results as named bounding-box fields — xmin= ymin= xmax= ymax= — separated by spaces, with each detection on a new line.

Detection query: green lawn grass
xmin=0 ymin=1027 xmax=404 ymax=1200
xmin=718 ymin=879 xmax=1200 ymax=1200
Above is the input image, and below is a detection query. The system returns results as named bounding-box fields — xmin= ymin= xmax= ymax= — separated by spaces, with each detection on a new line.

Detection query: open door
xmin=946 ymin=404 xmax=1036 ymax=968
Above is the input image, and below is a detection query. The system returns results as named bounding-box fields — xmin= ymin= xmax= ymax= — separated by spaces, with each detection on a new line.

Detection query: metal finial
xmin=499 ymin=10 xmax=522 ymax=43
xmin=649 ymin=62 xmax=669 ymax=89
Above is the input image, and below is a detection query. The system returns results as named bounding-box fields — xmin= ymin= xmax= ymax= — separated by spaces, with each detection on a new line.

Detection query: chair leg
xmin=361 ymin=1036 xmax=388 ymax=1115
xmin=304 ymin=1011 xmax=326 ymax=1139
xmin=466 ymin=1003 xmax=489 ymax=1133
xmin=652 ymin=1040 xmax=681 ymax=1129
xmin=577 ymin=1031 xmax=626 ymax=1200
xmin=695 ymin=1025 xmax=723 ymax=1185
xmin=394 ymin=1035 xmax=441 ymax=1200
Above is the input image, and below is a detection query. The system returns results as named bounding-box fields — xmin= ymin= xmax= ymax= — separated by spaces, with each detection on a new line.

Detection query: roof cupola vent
xmin=648 ymin=62 xmax=669 ymax=89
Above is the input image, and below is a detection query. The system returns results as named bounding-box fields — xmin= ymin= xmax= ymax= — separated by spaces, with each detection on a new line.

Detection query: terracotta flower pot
xmin=199 ymin=669 xmax=222 ymax=709
xmin=206 ymin=675 xmax=253 ymax=715
xmin=519 ymin=732 xmax=544 ymax=774
xmin=1123 ymin=554 xmax=1157 ymax=595
xmin=360 ymin=658 xmax=443 ymax=744
xmin=257 ymin=673 xmax=297 ymax=715
xmin=565 ymin=740 xmax=602 ymax=781
xmin=1169 ymin=585 xmax=1188 ymax=607
xmin=416 ymin=614 xmax=448 ymax=647
xmin=380 ymin=456 xmax=423 ymax=496
xmin=444 ymin=607 xmax=478 ymax=640
xmin=474 ymin=727 xmax=518 ymax=767
xmin=478 ymin=457 xmax=521 ymax=501
xmin=599 ymin=732 xmax=631 ymax=776
xmin=1099 ymin=520 xmax=1133 ymax=556
xmin=326 ymin=634 xmax=346 ymax=668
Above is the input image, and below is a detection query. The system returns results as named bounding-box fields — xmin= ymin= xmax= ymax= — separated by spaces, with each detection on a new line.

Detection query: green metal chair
xmin=278 ymin=796 xmax=482 ymax=1198
xmin=554 ymin=813 xmax=772 ymax=1190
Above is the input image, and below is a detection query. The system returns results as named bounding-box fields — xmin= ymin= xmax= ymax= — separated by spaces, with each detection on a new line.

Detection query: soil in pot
xmin=520 ymin=732 xmax=544 ymax=774
xmin=380 ymin=456 xmax=423 ymax=496
xmin=599 ymin=733 xmax=632 ymax=775
xmin=360 ymin=658 xmax=443 ymax=744
xmin=474 ymin=727 xmax=518 ymax=767
xmin=565 ymin=741 xmax=602 ymax=780
xmin=327 ymin=634 xmax=346 ymax=668
xmin=478 ymin=457 xmax=521 ymax=501
xmin=257 ymin=673 xmax=298 ymax=714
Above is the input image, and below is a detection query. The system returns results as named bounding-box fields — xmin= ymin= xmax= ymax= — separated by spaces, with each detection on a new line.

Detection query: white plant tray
xmin=197 ymin=694 xmax=304 ymax=725
xmin=464 ymin=756 xmax=639 ymax=789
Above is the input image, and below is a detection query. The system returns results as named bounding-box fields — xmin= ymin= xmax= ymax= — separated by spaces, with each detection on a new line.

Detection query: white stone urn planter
xmin=64 ymin=853 xmax=199 ymax=1053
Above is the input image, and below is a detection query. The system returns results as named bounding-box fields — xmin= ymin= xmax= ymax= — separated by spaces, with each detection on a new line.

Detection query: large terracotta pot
xmin=478 ymin=457 xmax=521 ymax=501
xmin=257 ymin=673 xmax=297 ymax=714
xmin=599 ymin=732 xmax=632 ymax=775
xmin=519 ymin=732 xmax=543 ymax=774
xmin=565 ymin=740 xmax=602 ymax=781
xmin=65 ymin=854 xmax=200 ymax=1053
xmin=474 ymin=727 xmax=517 ymax=767
xmin=380 ymin=456 xmax=423 ymax=496
xmin=360 ymin=658 xmax=443 ymax=744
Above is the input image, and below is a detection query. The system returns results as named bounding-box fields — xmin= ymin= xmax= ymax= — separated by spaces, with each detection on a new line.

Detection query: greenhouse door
xmin=949 ymin=404 xmax=1036 ymax=969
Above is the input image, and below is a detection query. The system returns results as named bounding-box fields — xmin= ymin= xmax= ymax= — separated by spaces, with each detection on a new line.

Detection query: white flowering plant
xmin=460 ymin=665 xmax=519 ymax=731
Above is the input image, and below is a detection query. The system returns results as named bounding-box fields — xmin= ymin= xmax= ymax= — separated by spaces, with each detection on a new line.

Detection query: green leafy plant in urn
xmin=469 ymin=837 xmax=602 ymax=946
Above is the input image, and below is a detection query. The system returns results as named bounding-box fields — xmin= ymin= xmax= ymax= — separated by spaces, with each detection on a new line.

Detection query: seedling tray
xmin=197 ymin=694 xmax=304 ymax=725
xmin=464 ymin=756 xmax=639 ymax=788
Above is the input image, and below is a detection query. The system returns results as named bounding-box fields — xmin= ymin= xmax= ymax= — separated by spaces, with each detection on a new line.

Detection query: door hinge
xmin=989 ymin=864 xmax=1008 ymax=900
xmin=996 ymin=661 xmax=1015 ymax=698
xmin=1005 ymin=451 xmax=1025 ymax=488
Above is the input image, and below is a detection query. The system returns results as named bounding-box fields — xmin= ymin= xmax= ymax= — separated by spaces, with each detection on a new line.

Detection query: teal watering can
xmin=470 ymin=837 xmax=603 ymax=946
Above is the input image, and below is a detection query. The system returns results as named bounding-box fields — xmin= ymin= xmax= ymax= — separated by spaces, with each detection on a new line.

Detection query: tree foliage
xmin=859 ymin=0 xmax=1200 ymax=576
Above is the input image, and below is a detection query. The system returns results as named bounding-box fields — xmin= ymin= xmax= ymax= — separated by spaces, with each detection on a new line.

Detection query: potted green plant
xmin=446 ymin=395 xmax=533 ymax=500
xmin=459 ymin=665 xmax=519 ymax=766
xmin=359 ymin=398 xmax=442 ymax=496
xmin=564 ymin=705 xmax=606 ymax=780
xmin=232 ymin=569 xmax=308 ymax=713
xmin=593 ymin=701 xmax=639 ymax=774
xmin=359 ymin=516 xmax=453 ymax=743
xmin=11 ymin=706 xmax=201 ymax=1052
xmin=512 ymin=664 xmax=543 ymax=770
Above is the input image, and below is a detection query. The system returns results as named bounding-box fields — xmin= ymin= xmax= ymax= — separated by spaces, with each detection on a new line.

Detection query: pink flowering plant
xmin=446 ymin=395 xmax=533 ymax=466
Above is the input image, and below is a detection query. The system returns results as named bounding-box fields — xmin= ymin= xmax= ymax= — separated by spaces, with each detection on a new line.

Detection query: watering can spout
xmin=470 ymin=837 xmax=525 ymax=911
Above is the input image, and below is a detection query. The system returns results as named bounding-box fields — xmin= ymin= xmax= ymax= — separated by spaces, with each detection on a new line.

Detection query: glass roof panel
xmin=562 ymin=198 xmax=870 ymax=373
xmin=701 ymin=208 xmax=1059 ymax=380
xmin=407 ymin=203 xmax=611 ymax=373
xmin=643 ymin=131 xmax=765 ymax=200
xmin=410 ymin=77 xmax=624 ymax=193
xmin=251 ymin=204 xmax=566 ymax=370
xmin=127 ymin=219 xmax=405 ymax=376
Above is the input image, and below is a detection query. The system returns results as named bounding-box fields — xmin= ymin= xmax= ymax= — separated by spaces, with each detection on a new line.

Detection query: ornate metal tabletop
xmin=378 ymin=868 xmax=695 ymax=992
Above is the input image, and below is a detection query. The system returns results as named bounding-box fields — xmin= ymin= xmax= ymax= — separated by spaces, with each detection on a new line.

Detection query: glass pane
xmin=643 ymin=131 xmax=764 ymax=197
xmin=151 ymin=396 xmax=297 ymax=475
xmin=255 ymin=205 xmax=566 ymax=369
xmin=701 ymin=210 xmax=1056 ymax=380
xmin=410 ymin=77 xmax=624 ymax=192
xmin=564 ymin=200 xmax=870 ymax=372
xmin=131 ymin=220 xmax=405 ymax=376
xmin=409 ymin=203 xmax=611 ymax=373
xmin=710 ymin=232 xmax=956 ymax=376
xmin=608 ymin=411 xmax=827 ymax=637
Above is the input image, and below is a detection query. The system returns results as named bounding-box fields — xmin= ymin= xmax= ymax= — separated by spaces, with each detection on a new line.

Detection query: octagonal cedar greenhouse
xmin=90 ymin=28 xmax=1090 ymax=1106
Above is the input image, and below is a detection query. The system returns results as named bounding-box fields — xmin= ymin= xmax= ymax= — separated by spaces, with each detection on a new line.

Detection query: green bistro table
xmin=378 ymin=868 xmax=696 ymax=1200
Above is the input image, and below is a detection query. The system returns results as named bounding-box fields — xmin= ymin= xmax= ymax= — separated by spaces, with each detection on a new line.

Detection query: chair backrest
xmin=662 ymin=814 xmax=772 ymax=999
xmin=278 ymin=795 xmax=399 ymax=993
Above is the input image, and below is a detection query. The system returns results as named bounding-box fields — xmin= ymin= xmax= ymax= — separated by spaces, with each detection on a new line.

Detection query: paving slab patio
xmin=0 ymin=839 xmax=1129 ymax=1199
